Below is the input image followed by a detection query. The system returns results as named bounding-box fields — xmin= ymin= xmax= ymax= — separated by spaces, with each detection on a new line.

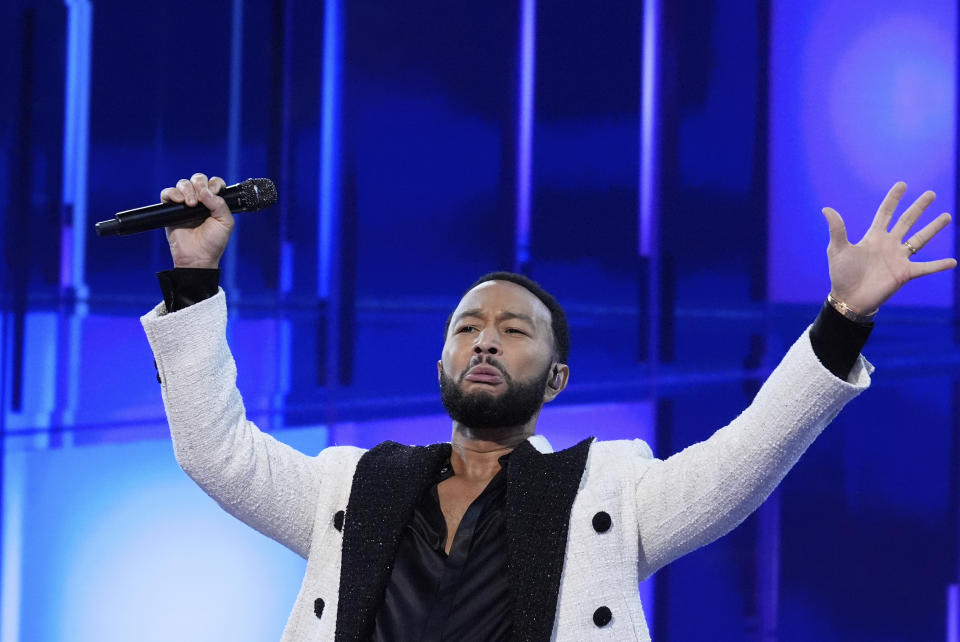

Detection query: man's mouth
xmin=463 ymin=364 xmax=505 ymax=385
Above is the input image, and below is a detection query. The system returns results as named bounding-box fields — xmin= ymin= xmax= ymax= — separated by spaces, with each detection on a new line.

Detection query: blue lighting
xmin=515 ymin=0 xmax=536 ymax=270
xmin=61 ymin=0 xmax=92 ymax=301
xmin=221 ymin=0 xmax=245 ymax=296
xmin=318 ymin=0 xmax=342 ymax=299
xmin=1 ymin=453 xmax=25 ymax=642
xmin=949 ymin=584 xmax=959 ymax=642
xmin=769 ymin=1 xmax=956 ymax=306
xmin=3 ymin=2 xmax=957 ymax=638
xmin=10 ymin=438 xmax=310 ymax=641
xmin=639 ymin=0 xmax=659 ymax=258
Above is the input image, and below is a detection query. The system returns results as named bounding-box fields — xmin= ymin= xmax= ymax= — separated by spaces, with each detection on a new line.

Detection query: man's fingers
xmin=909 ymin=257 xmax=958 ymax=279
xmin=890 ymin=190 xmax=936 ymax=239
xmin=821 ymin=207 xmax=848 ymax=250
xmin=197 ymin=185 xmax=225 ymax=211
xmin=171 ymin=172 xmax=229 ymax=221
xmin=197 ymin=183 xmax=234 ymax=225
xmin=176 ymin=178 xmax=197 ymax=206
xmin=904 ymin=212 xmax=952 ymax=255
xmin=870 ymin=181 xmax=907 ymax=231
xmin=160 ymin=187 xmax=185 ymax=203
xmin=190 ymin=172 xmax=210 ymax=195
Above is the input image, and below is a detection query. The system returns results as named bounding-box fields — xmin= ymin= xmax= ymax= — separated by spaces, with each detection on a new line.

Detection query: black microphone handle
xmin=102 ymin=201 xmax=217 ymax=235
xmin=101 ymin=188 xmax=249 ymax=236
xmin=95 ymin=178 xmax=276 ymax=237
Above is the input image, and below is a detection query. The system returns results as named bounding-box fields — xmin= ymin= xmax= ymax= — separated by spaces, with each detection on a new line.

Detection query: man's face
xmin=439 ymin=280 xmax=566 ymax=430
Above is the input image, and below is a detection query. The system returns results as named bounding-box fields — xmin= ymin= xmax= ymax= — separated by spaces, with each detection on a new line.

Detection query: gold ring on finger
xmin=903 ymin=240 xmax=919 ymax=255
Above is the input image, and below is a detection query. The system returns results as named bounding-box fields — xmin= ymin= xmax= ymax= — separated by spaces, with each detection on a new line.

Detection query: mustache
xmin=459 ymin=356 xmax=511 ymax=383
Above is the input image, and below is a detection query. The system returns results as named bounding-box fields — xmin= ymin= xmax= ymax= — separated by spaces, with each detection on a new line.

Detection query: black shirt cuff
xmin=157 ymin=268 xmax=221 ymax=312
xmin=809 ymin=300 xmax=873 ymax=380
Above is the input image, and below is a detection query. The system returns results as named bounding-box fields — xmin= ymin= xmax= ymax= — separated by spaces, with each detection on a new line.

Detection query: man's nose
xmin=473 ymin=330 xmax=500 ymax=355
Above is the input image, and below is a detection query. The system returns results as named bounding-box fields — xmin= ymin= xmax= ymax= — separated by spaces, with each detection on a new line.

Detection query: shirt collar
xmin=527 ymin=434 xmax=553 ymax=453
xmin=438 ymin=434 xmax=553 ymax=480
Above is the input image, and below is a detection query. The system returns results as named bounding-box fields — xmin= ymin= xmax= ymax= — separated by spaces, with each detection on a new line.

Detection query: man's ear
xmin=543 ymin=363 xmax=569 ymax=402
xmin=437 ymin=360 xmax=443 ymax=384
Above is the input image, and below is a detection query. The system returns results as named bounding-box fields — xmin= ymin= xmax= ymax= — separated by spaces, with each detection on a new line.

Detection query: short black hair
xmin=444 ymin=271 xmax=570 ymax=364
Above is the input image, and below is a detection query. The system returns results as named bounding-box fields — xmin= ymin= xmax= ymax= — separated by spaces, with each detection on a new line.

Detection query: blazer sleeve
xmin=142 ymin=289 xmax=324 ymax=559
xmin=633 ymin=328 xmax=872 ymax=579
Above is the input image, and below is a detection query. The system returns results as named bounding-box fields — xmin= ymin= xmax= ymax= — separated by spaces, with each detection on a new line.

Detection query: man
xmin=142 ymin=173 xmax=955 ymax=640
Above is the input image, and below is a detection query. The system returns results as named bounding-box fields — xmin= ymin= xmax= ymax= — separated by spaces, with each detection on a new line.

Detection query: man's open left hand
xmin=822 ymin=182 xmax=956 ymax=315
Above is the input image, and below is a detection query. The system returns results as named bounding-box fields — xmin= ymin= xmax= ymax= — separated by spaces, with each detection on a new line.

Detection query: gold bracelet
xmin=826 ymin=293 xmax=877 ymax=323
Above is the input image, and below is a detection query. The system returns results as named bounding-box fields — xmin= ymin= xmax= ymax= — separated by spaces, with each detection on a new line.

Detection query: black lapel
xmin=505 ymin=437 xmax=593 ymax=642
xmin=334 ymin=440 xmax=451 ymax=641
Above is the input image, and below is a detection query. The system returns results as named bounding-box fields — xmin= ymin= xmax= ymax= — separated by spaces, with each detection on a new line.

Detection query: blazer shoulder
xmin=589 ymin=438 xmax=654 ymax=461
xmin=315 ymin=445 xmax=367 ymax=472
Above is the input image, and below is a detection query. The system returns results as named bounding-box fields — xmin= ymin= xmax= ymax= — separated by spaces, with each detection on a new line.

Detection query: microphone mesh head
xmin=238 ymin=178 xmax=278 ymax=210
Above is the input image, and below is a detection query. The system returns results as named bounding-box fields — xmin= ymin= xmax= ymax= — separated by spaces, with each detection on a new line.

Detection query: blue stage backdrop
xmin=1 ymin=1 xmax=958 ymax=641
xmin=770 ymin=0 xmax=957 ymax=306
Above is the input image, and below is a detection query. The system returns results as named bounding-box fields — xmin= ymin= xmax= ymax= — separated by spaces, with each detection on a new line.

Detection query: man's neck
xmin=449 ymin=424 xmax=533 ymax=483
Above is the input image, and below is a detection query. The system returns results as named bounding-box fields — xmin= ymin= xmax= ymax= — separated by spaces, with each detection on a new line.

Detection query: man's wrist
xmin=173 ymin=260 xmax=220 ymax=269
xmin=826 ymin=292 xmax=877 ymax=324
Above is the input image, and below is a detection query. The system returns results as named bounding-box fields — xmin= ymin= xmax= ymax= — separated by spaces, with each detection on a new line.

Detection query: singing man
xmin=141 ymin=173 xmax=954 ymax=640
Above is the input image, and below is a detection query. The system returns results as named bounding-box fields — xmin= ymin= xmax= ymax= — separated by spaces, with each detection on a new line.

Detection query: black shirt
xmin=372 ymin=457 xmax=513 ymax=641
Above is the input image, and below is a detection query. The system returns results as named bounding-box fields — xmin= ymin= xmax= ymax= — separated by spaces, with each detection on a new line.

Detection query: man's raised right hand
xmin=160 ymin=172 xmax=235 ymax=269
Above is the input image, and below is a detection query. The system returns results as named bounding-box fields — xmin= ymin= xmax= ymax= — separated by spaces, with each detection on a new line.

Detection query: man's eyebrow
xmin=453 ymin=309 xmax=536 ymax=325
xmin=499 ymin=311 xmax=535 ymax=325
xmin=452 ymin=308 xmax=483 ymax=324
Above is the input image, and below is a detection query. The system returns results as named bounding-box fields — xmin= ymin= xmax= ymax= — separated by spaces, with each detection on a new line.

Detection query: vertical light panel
xmin=60 ymin=0 xmax=92 ymax=301
xmin=638 ymin=0 xmax=659 ymax=259
xmin=639 ymin=0 xmax=661 ymax=373
xmin=514 ymin=0 xmax=536 ymax=271
xmin=769 ymin=0 xmax=957 ymax=306
xmin=273 ymin=0 xmax=296 ymax=429
xmin=57 ymin=0 xmax=93 ymax=430
xmin=0 ymin=296 xmax=5 ymax=642
xmin=318 ymin=0 xmax=342 ymax=300
xmin=318 ymin=0 xmax=343 ymax=392
xmin=0 ymin=453 xmax=25 ymax=642
xmin=277 ymin=0 xmax=295 ymax=299
xmin=221 ymin=0 xmax=244 ymax=297
xmin=949 ymin=584 xmax=959 ymax=642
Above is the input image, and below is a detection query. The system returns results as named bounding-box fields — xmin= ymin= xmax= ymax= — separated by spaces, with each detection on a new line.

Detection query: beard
xmin=440 ymin=358 xmax=551 ymax=432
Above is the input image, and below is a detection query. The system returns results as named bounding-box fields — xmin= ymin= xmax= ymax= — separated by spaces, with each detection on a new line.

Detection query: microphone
xmin=95 ymin=178 xmax=277 ymax=237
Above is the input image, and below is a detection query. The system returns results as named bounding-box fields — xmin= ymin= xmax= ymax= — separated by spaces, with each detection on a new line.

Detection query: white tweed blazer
xmin=141 ymin=290 xmax=871 ymax=640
